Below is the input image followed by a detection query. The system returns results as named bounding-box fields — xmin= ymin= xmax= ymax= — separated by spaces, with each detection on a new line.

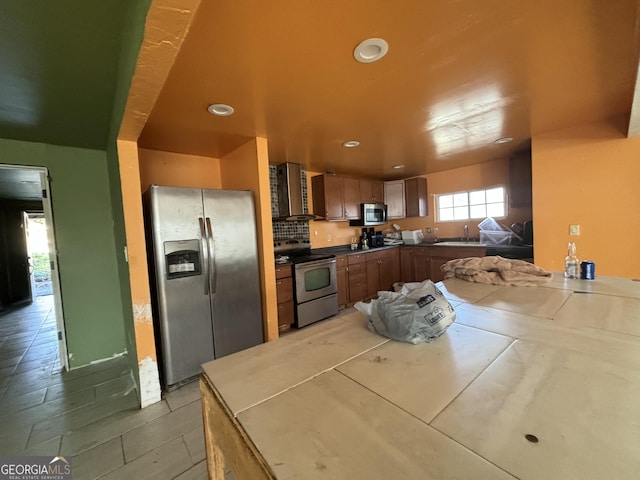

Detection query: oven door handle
xmin=294 ymin=258 xmax=337 ymax=270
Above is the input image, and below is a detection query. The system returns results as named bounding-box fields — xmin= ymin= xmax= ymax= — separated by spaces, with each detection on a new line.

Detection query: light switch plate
xmin=569 ymin=224 xmax=580 ymax=236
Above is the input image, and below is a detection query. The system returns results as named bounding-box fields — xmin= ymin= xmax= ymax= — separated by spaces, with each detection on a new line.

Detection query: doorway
xmin=25 ymin=213 xmax=53 ymax=297
xmin=0 ymin=165 xmax=68 ymax=370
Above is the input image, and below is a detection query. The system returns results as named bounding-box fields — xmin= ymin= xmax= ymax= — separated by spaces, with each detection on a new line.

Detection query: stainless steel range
xmin=274 ymin=239 xmax=339 ymax=328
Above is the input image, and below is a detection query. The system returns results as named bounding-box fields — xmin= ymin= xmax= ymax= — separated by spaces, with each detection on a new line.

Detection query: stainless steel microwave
xmin=349 ymin=203 xmax=387 ymax=226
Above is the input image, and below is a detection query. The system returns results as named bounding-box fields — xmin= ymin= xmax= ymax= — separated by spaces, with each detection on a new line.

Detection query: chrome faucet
xmin=464 ymin=224 xmax=469 ymax=241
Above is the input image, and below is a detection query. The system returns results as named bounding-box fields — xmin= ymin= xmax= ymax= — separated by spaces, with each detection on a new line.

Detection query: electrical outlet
xmin=327 ymin=234 xmax=332 ymax=242
xmin=569 ymin=224 xmax=580 ymax=236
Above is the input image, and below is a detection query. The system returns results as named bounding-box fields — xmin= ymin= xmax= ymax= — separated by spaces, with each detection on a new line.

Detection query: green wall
xmin=0 ymin=138 xmax=127 ymax=368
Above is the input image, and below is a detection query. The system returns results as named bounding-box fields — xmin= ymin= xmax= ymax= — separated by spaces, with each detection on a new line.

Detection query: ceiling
xmin=140 ymin=0 xmax=640 ymax=179
xmin=0 ymin=0 xmax=136 ymax=150
xmin=0 ymin=1 xmax=638 ymax=187
xmin=0 ymin=0 xmax=140 ymax=201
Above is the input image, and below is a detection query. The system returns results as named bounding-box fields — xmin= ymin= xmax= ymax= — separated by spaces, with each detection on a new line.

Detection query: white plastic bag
xmin=355 ymin=280 xmax=456 ymax=344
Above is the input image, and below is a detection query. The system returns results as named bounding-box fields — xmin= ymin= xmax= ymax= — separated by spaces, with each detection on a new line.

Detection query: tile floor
xmin=0 ymin=295 xmax=234 ymax=480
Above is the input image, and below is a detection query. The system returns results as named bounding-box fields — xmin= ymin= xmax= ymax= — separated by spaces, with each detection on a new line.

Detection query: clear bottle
xmin=565 ymin=242 xmax=579 ymax=279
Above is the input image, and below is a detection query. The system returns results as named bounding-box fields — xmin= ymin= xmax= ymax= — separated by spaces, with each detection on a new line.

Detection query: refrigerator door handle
xmin=205 ymin=217 xmax=216 ymax=294
xmin=199 ymin=217 xmax=210 ymax=295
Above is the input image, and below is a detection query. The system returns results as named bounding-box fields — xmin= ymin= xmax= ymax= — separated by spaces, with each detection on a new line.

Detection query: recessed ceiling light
xmin=392 ymin=164 xmax=405 ymax=169
xmin=353 ymin=38 xmax=389 ymax=63
xmin=207 ymin=104 xmax=235 ymax=116
xmin=494 ymin=137 xmax=514 ymax=144
xmin=342 ymin=140 xmax=360 ymax=148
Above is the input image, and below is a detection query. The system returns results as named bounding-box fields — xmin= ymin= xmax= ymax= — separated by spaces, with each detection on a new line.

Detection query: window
xmin=436 ymin=187 xmax=506 ymax=222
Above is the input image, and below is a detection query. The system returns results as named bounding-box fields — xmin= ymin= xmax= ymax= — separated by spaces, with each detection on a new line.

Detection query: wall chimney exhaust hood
xmin=275 ymin=162 xmax=319 ymax=221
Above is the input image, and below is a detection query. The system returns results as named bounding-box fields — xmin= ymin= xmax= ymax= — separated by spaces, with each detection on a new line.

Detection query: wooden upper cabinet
xmin=384 ymin=180 xmax=405 ymax=219
xmin=371 ymin=181 xmax=384 ymax=203
xmin=360 ymin=179 xmax=384 ymax=203
xmin=313 ymin=174 xmax=388 ymax=221
xmin=312 ymin=174 xmax=344 ymax=220
xmin=509 ymin=152 xmax=532 ymax=208
xmin=359 ymin=179 xmax=372 ymax=203
xmin=405 ymin=177 xmax=428 ymax=217
xmin=342 ymin=177 xmax=361 ymax=219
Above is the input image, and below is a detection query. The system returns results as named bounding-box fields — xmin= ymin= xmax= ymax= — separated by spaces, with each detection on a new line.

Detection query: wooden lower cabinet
xmin=413 ymin=249 xmax=430 ymax=282
xmin=400 ymin=247 xmax=430 ymax=283
xmin=401 ymin=245 xmax=486 ymax=283
xmin=429 ymin=246 xmax=486 ymax=283
xmin=429 ymin=257 xmax=450 ymax=283
xmin=275 ymin=265 xmax=294 ymax=328
xmin=382 ymin=247 xmax=401 ymax=291
xmin=365 ymin=249 xmax=401 ymax=298
xmin=347 ymin=255 xmax=368 ymax=304
xmin=336 ymin=256 xmax=349 ymax=308
xmin=338 ymin=247 xmax=401 ymax=306
xmin=366 ymin=252 xmax=382 ymax=298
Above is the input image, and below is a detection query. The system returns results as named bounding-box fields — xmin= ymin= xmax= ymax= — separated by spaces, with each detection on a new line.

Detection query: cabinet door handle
xmin=276 ymin=281 xmax=282 ymax=285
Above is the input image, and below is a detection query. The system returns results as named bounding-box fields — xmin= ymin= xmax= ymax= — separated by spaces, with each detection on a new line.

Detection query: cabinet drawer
xmin=347 ymin=262 xmax=365 ymax=275
xmin=348 ymin=253 xmax=367 ymax=265
xmin=336 ymin=256 xmax=348 ymax=268
xmin=275 ymin=265 xmax=292 ymax=279
xmin=366 ymin=250 xmax=384 ymax=262
xmin=277 ymin=300 xmax=294 ymax=327
xmin=276 ymin=276 xmax=293 ymax=303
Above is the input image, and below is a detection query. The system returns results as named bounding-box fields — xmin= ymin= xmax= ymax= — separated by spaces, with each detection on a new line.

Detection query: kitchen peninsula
xmin=200 ymin=275 xmax=640 ymax=479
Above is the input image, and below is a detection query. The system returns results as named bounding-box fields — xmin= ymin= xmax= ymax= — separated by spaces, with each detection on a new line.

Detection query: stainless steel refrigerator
xmin=144 ymin=185 xmax=264 ymax=388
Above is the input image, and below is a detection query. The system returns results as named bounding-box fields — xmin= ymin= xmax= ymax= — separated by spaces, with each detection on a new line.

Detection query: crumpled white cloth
xmin=441 ymin=256 xmax=552 ymax=286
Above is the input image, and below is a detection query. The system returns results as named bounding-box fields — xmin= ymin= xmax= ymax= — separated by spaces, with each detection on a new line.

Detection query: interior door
xmin=7 ymin=210 xmax=34 ymax=306
xmin=40 ymin=171 xmax=69 ymax=370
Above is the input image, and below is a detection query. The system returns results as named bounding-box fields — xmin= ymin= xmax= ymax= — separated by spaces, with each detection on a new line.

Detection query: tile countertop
xmin=201 ymin=276 xmax=640 ymax=479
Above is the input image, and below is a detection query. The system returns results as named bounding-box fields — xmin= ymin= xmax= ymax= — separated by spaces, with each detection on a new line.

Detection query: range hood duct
xmin=276 ymin=162 xmax=318 ymax=221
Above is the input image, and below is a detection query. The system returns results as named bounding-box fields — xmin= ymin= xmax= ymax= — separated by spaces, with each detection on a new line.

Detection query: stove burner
xmin=273 ymin=238 xmax=334 ymax=264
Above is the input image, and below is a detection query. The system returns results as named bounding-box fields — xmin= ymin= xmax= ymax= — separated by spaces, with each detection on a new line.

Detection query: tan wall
xmin=116 ymin=139 xmax=161 ymax=407
xmin=138 ymin=148 xmax=221 ymax=192
xmin=220 ymin=138 xmax=278 ymax=341
xmin=307 ymin=158 xmax=533 ymax=248
xmin=532 ymin=117 xmax=640 ymax=277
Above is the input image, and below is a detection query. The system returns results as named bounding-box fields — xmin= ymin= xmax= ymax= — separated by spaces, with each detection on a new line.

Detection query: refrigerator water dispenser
xmin=164 ymin=240 xmax=201 ymax=279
